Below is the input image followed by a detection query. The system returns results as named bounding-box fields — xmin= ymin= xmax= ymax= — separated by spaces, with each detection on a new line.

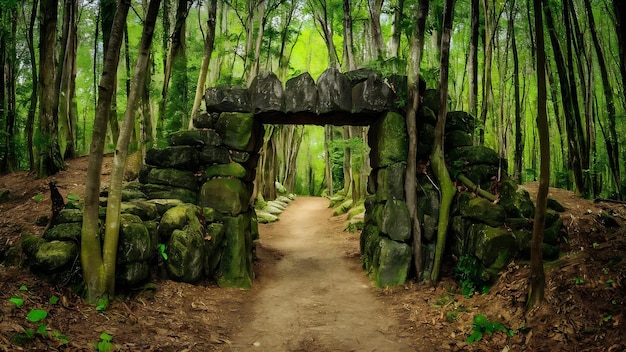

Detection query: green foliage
xmin=67 ymin=194 xmax=80 ymax=201
xmin=158 ymin=243 xmax=168 ymax=260
xmin=10 ymin=297 xmax=24 ymax=307
xmin=455 ymin=255 xmax=490 ymax=298
xmin=19 ymin=285 xmax=28 ymax=291
xmin=572 ymin=276 xmax=585 ymax=285
xmin=96 ymin=297 xmax=108 ymax=311
xmin=49 ymin=295 xmax=59 ymax=305
xmin=95 ymin=333 xmax=114 ymax=352
xmin=31 ymin=194 xmax=43 ymax=202
xmin=467 ymin=314 xmax=513 ymax=344
xmin=26 ymin=309 xmax=47 ymax=322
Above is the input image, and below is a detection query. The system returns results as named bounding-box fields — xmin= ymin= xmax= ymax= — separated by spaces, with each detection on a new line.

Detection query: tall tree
xmin=0 ymin=0 xmax=17 ymax=172
xmin=189 ymin=0 xmax=218 ymax=129
xmin=37 ymin=0 xmax=65 ymax=177
xmin=25 ymin=0 xmax=39 ymax=170
xmin=468 ymin=0 xmax=479 ymax=122
xmin=583 ymin=0 xmax=620 ymax=198
xmin=614 ymin=0 xmax=626 ymax=105
xmin=100 ymin=0 xmax=120 ymax=143
xmin=342 ymin=0 xmax=355 ymax=71
xmin=430 ymin=0 xmax=456 ymax=283
xmin=81 ymin=0 xmax=131 ymax=304
xmin=388 ymin=0 xmax=404 ymax=58
xmin=101 ymin=0 xmax=161 ymax=296
xmin=57 ymin=0 xmax=79 ymax=159
xmin=528 ymin=0 xmax=549 ymax=308
xmin=308 ymin=0 xmax=340 ymax=68
xmin=405 ymin=0 xmax=430 ymax=281
xmin=368 ymin=0 xmax=384 ymax=60
xmin=511 ymin=0 xmax=523 ymax=184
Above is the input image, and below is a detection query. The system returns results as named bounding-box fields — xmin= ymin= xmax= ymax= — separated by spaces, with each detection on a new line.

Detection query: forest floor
xmin=0 ymin=155 xmax=625 ymax=351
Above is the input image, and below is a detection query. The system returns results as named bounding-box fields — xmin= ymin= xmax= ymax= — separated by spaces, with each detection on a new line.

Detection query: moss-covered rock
xmin=445 ymin=130 xmax=473 ymax=150
xmin=139 ymin=167 xmax=200 ymax=191
xmin=446 ymin=111 xmax=476 ymax=132
xmin=547 ymin=198 xmax=565 ymax=212
xmin=121 ymin=200 xmax=158 ymax=221
xmin=499 ymin=179 xmax=535 ymax=218
xmin=360 ymin=224 xmax=381 ymax=273
xmin=117 ymin=261 xmax=150 ymax=288
xmin=467 ymin=224 xmax=516 ymax=269
xmin=31 ymin=241 xmax=78 ymax=273
xmin=166 ymin=227 xmax=205 ymax=283
xmin=141 ymin=184 xmax=198 ymax=204
xmin=147 ymin=199 xmax=184 ymax=216
xmin=43 ymin=223 xmax=82 ymax=241
xmin=333 ymin=199 xmax=354 ymax=216
xmin=56 ymin=209 xmax=83 ymax=224
xmin=381 ymin=200 xmax=411 ymax=242
xmin=145 ymin=146 xmax=199 ymax=170
xmin=215 ymin=112 xmax=256 ymax=151
xmin=218 ymin=213 xmax=253 ymax=289
xmin=255 ymin=209 xmax=279 ymax=223
xmin=374 ymin=238 xmax=411 ymax=287
xmin=158 ymin=204 xmax=202 ymax=242
xmin=205 ymin=162 xmax=247 ymax=180
xmin=199 ymin=178 xmax=250 ymax=216
xmin=375 ymin=163 xmax=406 ymax=201
xmin=461 ymin=197 xmax=506 ymax=227
xmin=369 ymin=111 xmax=408 ymax=168
xmin=204 ymin=222 xmax=225 ymax=276
xmin=21 ymin=234 xmax=46 ymax=258
xmin=543 ymin=216 xmax=563 ymax=246
xmin=197 ymin=146 xmax=231 ymax=165
xmin=117 ymin=219 xmax=152 ymax=264
xmin=347 ymin=203 xmax=365 ymax=220
xmin=167 ymin=129 xmax=222 ymax=147
xmin=345 ymin=213 xmax=365 ymax=232
xmin=447 ymin=145 xmax=500 ymax=166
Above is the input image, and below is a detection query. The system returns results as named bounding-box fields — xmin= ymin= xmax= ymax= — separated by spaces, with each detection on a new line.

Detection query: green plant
xmin=49 ymin=295 xmax=59 ymax=305
xmin=468 ymin=314 xmax=514 ymax=344
xmin=10 ymin=297 xmax=24 ymax=307
xmin=573 ymin=276 xmax=585 ymax=285
xmin=95 ymin=333 xmax=113 ymax=352
xmin=32 ymin=194 xmax=44 ymax=202
xmin=67 ymin=194 xmax=80 ymax=201
xmin=158 ymin=244 xmax=168 ymax=260
xmin=96 ymin=297 xmax=108 ymax=311
xmin=455 ymin=255 xmax=491 ymax=298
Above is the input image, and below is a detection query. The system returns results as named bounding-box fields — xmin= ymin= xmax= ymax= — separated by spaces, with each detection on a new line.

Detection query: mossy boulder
xmin=147 ymin=199 xmax=184 ymax=216
xmin=445 ymin=130 xmax=473 ymax=150
xmin=347 ymin=203 xmax=365 ymax=220
xmin=121 ymin=200 xmax=159 ymax=221
xmin=158 ymin=204 xmax=203 ymax=242
xmin=333 ymin=199 xmax=354 ymax=216
xmin=166 ymin=227 xmax=205 ymax=283
xmin=43 ymin=223 xmax=82 ymax=241
xmin=447 ymin=145 xmax=500 ymax=166
xmin=466 ymin=224 xmax=516 ymax=269
xmin=446 ymin=111 xmax=476 ymax=132
xmin=141 ymin=184 xmax=198 ymax=204
xmin=381 ymin=200 xmax=411 ymax=242
xmin=461 ymin=197 xmax=506 ymax=227
xmin=215 ymin=112 xmax=256 ymax=151
xmin=316 ymin=68 xmax=352 ymax=114
xmin=547 ymin=198 xmax=565 ymax=212
xmin=499 ymin=179 xmax=535 ymax=218
xmin=199 ymin=178 xmax=250 ymax=216
xmin=360 ymin=224 xmax=381 ymax=273
xmin=345 ymin=213 xmax=365 ymax=232
xmin=205 ymin=162 xmax=247 ymax=180
xmin=31 ymin=241 xmax=78 ymax=273
xmin=369 ymin=112 xmax=408 ymax=168
xmin=139 ymin=167 xmax=200 ymax=191
xmin=197 ymin=146 xmax=231 ymax=165
xmin=255 ymin=209 xmax=279 ymax=223
xmin=167 ymin=129 xmax=221 ymax=147
xmin=117 ymin=216 xmax=153 ymax=264
xmin=374 ymin=238 xmax=411 ymax=287
xmin=55 ymin=209 xmax=83 ymax=224
xmin=145 ymin=146 xmax=199 ymax=170
xmin=117 ymin=261 xmax=150 ymax=288
xmin=204 ymin=222 xmax=226 ymax=276
xmin=218 ymin=213 xmax=254 ymax=289
xmin=375 ymin=163 xmax=406 ymax=201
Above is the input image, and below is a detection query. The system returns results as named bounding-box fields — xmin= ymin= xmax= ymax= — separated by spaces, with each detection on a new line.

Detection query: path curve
xmin=227 ymin=197 xmax=413 ymax=351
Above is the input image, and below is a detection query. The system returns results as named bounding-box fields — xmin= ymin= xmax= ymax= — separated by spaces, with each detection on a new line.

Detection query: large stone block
xmin=192 ymin=110 xmax=220 ymax=129
xmin=141 ymin=184 xmax=198 ymax=204
xmin=215 ymin=112 xmax=256 ymax=151
xmin=360 ymin=223 xmax=381 ymax=273
xmin=139 ymin=167 xmax=200 ymax=191
xmin=466 ymin=224 xmax=516 ymax=269
xmin=117 ymin=216 xmax=152 ymax=264
xmin=166 ymin=227 xmax=205 ymax=283
xmin=369 ymin=111 xmax=408 ymax=168
xmin=375 ymin=162 xmax=406 ymax=201
xmin=167 ymin=129 xmax=222 ymax=147
xmin=43 ymin=223 xmax=82 ymax=241
xmin=218 ymin=213 xmax=253 ymax=289
xmin=199 ymin=178 xmax=250 ymax=216
xmin=204 ymin=86 xmax=250 ymax=112
xmin=381 ymin=199 xmax=411 ymax=242
xmin=249 ymin=71 xmax=283 ymax=113
xmin=374 ymin=238 xmax=411 ymax=287
xmin=145 ymin=146 xmax=198 ymax=170
xmin=352 ymin=74 xmax=394 ymax=113
xmin=117 ymin=261 xmax=150 ymax=288
xmin=446 ymin=111 xmax=477 ymax=133
xmin=158 ymin=204 xmax=203 ymax=242
xmin=284 ymin=72 xmax=318 ymax=113
xmin=204 ymin=162 xmax=247 ymax=180
xmin=316 ymin=68 xmax=352 ymax=114
xmin=447 ymin=145 xmax=501 ymax=166
xmin=461 ymin=197 xmax=506 ymax=227
xmin=197 ymin=146 xmax=231 ymax=165
xmin=31 ymin=240 xmax=78 ymax=273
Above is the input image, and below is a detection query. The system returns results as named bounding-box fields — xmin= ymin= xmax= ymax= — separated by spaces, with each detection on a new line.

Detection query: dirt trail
xmin=226 ymin=197 xmax=413 ymax=352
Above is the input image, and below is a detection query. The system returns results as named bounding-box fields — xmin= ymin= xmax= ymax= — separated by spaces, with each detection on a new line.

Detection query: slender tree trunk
xmin=81 ymin=0 xmax=130 ymax=304
xmin=57 ymin=0 xmax=78 ymax=159
xmin=102 ymin=0 xmax=160 ymax=296
xmin=389 ymin=0 xmax=404 ymax=58
xmin=613 ymin=1 xmax=626 ymax=106
xmin=368 ymin=0 xmax=385 ymax=60
xmin=430 ymin=0 xmax=456 ymax=283
xmin=468 ymin=0 xmax=479 ymax=123
xmin=405 ymin=0 xmax=429 ymax=281
xmin=248 ymin=0 xmax=267 ymax=85
xmin=189 ymin=0 xmax=218 ymax=129
xmin=26 ymin=0 xmax=39 ymax=171
xmin=161 ymin=0 xmax=188 ymax=129
xmin=584 ymin=0 xmax=620 ymax=198
xmin=478 ymin=0 xmax=494 ymax=145
xmin=0 ymin=5 xmax=17 ymax=172
xmin=342 ymin=0 xmax=356 ymax=70
xmin=511 ymin=0 xmax=523 ymax=184
xmin=100 ymin=0 xmax=120 ymax=144
xmin=324 ymin=125 xmax=334 ymax=195
xmin=528 ymin=0 xmax=548 ymax=309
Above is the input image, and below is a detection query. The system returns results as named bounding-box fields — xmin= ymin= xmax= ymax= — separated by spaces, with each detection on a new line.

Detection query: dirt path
xmin=226 ymin=197 xmax=413 ymax=352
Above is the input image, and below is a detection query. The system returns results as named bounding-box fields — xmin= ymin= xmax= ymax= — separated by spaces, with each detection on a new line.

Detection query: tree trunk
xmin=478 ymin=0 xmax=494 ymax=145
xmin=342 ymin=0 xmax=356 ymax=71
xmin=543 ymin=2 xmax=588 ymax=196
xmin=405 ymin=0 xmax=429 ymax=280
xmin=37 ymin=0 xmax=65 ymax=177
xmin=368 ymin=0 xmax=385 ymax=60
xmin=81 ymin=0 xmax=130 ymax=304
xmin=57 ymin=0 xmax=78 ymax=159
xmin=102 ymin=0 xmax=160 ymax=296
xmin=100 ymin=0 xmax=120 ymax=145
xmin=584 ymin=0 xmax=620 ymax=198
xmin=324 ymin=125 xmax=334 ymax=195
xmin=468 ymin=0 xmax=479 ymax=123
xmin=430 ymin=0 xmax=456 ymax=283
xmin=613 ymin=1 xmax=626 ymax=107
xmin=511 ymin=0 xmax=523 ymax=184
xmin=528 ymin=0 xmax=548 ymax=309
xmin=389 ymin=0 xmax=404 ymax=58
xmin=0 ymin=4 xmax=17 ymax=172
xmin=26 ymin=0 xmax=39 ymax=171
xmin=189 ymin=0 xmax=218 ymax=129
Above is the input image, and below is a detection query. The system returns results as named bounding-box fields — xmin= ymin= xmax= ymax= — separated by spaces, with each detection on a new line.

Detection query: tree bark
xmin=26 ymin=0 xmax=39 ymax=170
xmin=389 ymin=0 xmax=404 ymax=58
xmin=81 ymin=0 xmax=130 ymax=304
xmin=511 ymin=0 xmax=523 ymax=184
xmin=405 ymin=0 xmax=429 ymax=281
xmin=368 ymin=0 xmax=385 ymax=60
xmin=528 ymin=0 xmax=548 ymax=309
xmin=468 ymin=0 xmax=479 ymax=122
xmin=102 ymin=0 xmax=161 ymax=296
xmin=342 ymin=0 xmax=356 ymax=70
xmin=430 ymin=0 xmax=456 ymax=283
xmin=189 ymin=0 xmax=218 ymax=129
xmin=613 ymin=1 xmax=626 ymax=106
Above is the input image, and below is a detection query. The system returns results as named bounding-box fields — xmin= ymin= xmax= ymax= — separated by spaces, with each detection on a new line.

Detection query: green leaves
xmin=95 ymin=333 xmax=114 ymax=352
xmin=26 ymin=309 xmax=47 ymax=322
xmin=158 ymin=243 xmax=168 ymax=260
xmin=467 ymin=314 xmax=513 ymax=344
xmin=10 ymin=297 xmax=24 ymax=307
